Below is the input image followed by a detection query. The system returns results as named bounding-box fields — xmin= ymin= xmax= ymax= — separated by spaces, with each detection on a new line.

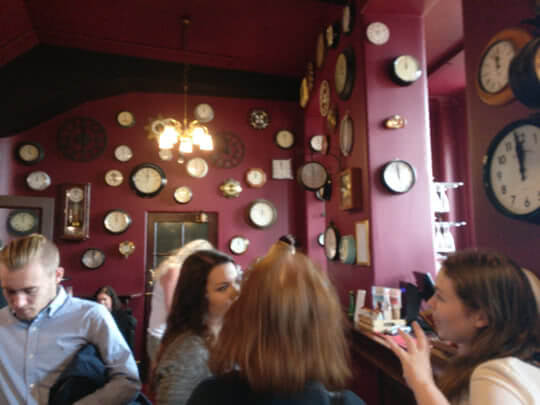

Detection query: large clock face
xmin=483 ymin=119 xmax=540 ymax=222
xmin=247 ymin=199 xmax=277 ymax=229
xmin=130 ymin=163 xmax=167 ymax=197
xmin=57 ymin=117 xmax=107 ymax=162
xmin=479 ymin=40 xmax=515 ymax=94
xmin=210 ymin=132 xmax=245 ymax=169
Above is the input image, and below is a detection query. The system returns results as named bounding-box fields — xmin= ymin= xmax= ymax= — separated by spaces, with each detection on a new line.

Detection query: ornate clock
xmin=57 ymin=117 xmax=107 ymax=162
xmin=7 ymin=209 xmax=40 ymax=236
xmin=210 ymin=132 xmax=245 ymax=169
xmin=60 ymin=183 xmax=91 ymax=240
xmin=335 ymin=47 xmax=355 ymax=100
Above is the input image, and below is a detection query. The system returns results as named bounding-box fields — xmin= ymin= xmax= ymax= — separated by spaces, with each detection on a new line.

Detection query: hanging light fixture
xmin=150 ymin=17 xmax=213 ymax=156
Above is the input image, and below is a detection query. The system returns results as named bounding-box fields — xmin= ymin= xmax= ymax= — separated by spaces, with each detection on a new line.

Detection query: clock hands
xmin=513 ymin=131 xmax=527 ymax=181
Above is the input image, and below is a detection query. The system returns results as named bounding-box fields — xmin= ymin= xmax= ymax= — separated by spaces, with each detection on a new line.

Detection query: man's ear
xmin=55 ymin=267 xmax=64 ymax=284
xmin=474 ymin=309 xmax=489 ymax=329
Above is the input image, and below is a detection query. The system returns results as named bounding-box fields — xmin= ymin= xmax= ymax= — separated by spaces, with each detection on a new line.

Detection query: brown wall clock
xmin=210 ymin=132 xmax=245 ymax=169
xmin=57 ymin=117 xmax=107 ymax=162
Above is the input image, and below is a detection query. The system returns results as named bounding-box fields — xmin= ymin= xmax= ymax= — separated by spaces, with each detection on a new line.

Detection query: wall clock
xmin=7 ymin=209 xmax=39 ymax=236
xmin=229 ymin=236 xmax=250 ymax=255
xmin=339 ymin=235 xmax=357 ymax=264
xmin=60 ymin=183 xmax=91 ymax=240
xmin=326 ymin=104 xmax=338 ymax=133
xmin=246 ymin=199 xmax=278 ymax=229
xmin=210 ymin=132 xmax=245 ymax=169
xmin=26 ymin=170 xmax=51 ymax=191
xmin=130 ymin=163 xmax=167 ymax=197
xmin=324 ymin=222 xmax=340 ymax=261
xmin=114 ymin=145 xmax=133 ymax=162
xmin=319 ymin=80 xmax=330 ymax=117
xmin=342 ymin=2 xmax=355 ymax=35
xmin=306 ymin=61 xmax=315 ymax=91
xmin=246 ymin=168 xmax=267 ymax=188
xmin=366 ymin=21 xmax=390 ymax=45
xmin=57 ymin=117 xmax=107 ymax=162
xmin=315 ymin=31 xmax=326 ymax=69
xmin=173 ymin=186 xmax=193 ymax=204
xmin=104 ymin=169 xmax=123 ymax=187
xmin=315 ymin=179 xmax=332 ymax=201
xmin=339 ymin=113 xmax=354 ymax=156
xmin=482 ymin=116 xmax=540 ymax=224
xmin=339 ymin=168 xmax=362 ymax=211
xmin=81 ymin=248 xmax=106 ymax=270
xmin=476 ymin=27 xmax=532 ymax=106
xmin=116 ymin=111 xmax=135 ymax=128
xmin=509 ymin=37 xmax=540 ymax=108
xmin=186 ymin=157 xmax=209 ymax=178
xmin=300 ymin=77 xmax=310 ymax=108
xmin=325 ymin=21 xmax=341 ymax=49
xmin=390 ymin=55 xmax=422 ymax=86
xmin=219 ymin=178 xmax=243 ymax=198
xmin=317 ymin=232 xmax=325 ymax=247
xmin=15 ymin=142 xmax=44 ymax=165
xmin=335 ymin=47 xmax=355 ymax=100
xmin=119 ymin=241 xmax=136 ymax=258
xmin=272 ymin=159 xmax=293 ymax=180
xmin=103 ymin=209 xmax=132 ymax=234
xmin=275 ymin=129 xmax=295 ymax=150
xmin=193 ymin=103 xmax=215 ymax=123
xmin=309 ymin=134 xmax=329 ymax=154
xmin=381 ymin=159 xmax=416 ymax=193
xmin=248 ymin=109 xmax=270 ymax=130
xmin=297 ymin=161 xmax=329 ymax=191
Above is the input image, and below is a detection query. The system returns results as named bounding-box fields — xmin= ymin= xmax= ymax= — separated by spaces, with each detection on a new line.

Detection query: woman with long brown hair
xmin=387 ymin=249 xmax=540 ymax=405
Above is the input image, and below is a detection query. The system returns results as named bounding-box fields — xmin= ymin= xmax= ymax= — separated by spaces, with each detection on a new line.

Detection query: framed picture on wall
xmin=355 ymin=220 xmax=370 ymax=266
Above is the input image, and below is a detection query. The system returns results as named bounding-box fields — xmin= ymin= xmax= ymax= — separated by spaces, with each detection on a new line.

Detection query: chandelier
xmin=150 ymin=18 xmax=213 ymax=155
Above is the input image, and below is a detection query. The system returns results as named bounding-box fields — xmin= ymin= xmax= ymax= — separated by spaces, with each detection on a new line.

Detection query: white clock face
xmin=19 ymin=144 xmax=40 ymax=162
xmin=249 ymin=200 xmax=276 ymax=228
xmin=67 ymin=187 xmax=84 ymax=203
xmin=487 ymin=124 xmax=540 ymax=215
xmin=230 ymin=236 xmax=249 ymax=255
xmin=117 ymin=111 xmax=135 ymax=127
xmin=382 ymin=161 xmax=416 ymax=193
xmin=299 ymin=162 xmax=328 ymax=191
xmin=246 ymin=169 xmax=266 ymax=187
xmin=26 ymin=171 xmax=51 ymax=191
xmin=186 ymin=157 xmax=209 ymax=178
xmin=335 ymin=53 xmax=348 ymax=95
xmin=275 ymin=130 xmax=294 ymax=149
xmin=479 ymin=40 xmax=515 ymax=94
xmin=194 ymin=103 xmax=214 ymax=123
xmin=114 ymin=145 xmax=133 ymax=162
xmin=133 ymin=167 xmax=164 ymax=193
xmin=9 ymin=212 xmax=36 ymax=233
xmin=366 ymin=22 xmax=390 ymax=45
xmin=105 ymin=169 xmax=123 ymax=186
xmin=324 ymin=226 xmax=338 ymax=260
xmin=104 ymin=210 xmax=131 ymax=234
xmin=174 ymin=186 xmax=192 ymax=204
xmin=339 ymin=114 xmax=354 ymax=156
xmin=394 ymin=55 xmax=421 ymax=83
xmin=82 ymin=249 xmax=105 ymax=269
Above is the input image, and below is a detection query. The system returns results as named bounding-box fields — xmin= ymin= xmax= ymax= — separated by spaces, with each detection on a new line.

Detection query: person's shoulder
xmin=188 ymin=373 xmax=248 ymax=404
xmin=472 ymin=356 xmax=540 ymax=382
xmin=61 ymin=296 xmax=112 ymax=320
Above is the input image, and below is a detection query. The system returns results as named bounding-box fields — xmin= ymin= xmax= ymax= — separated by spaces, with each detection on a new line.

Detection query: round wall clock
xmin=476 ymin=27 xmax=532 ymax=106
xmin=325 ymin=21 xmax=341 ymax=49
xmin=315 ymin=179 xmax=332 ymax=201
xmin=319 ymin=80 xmax=330 ymax=117
xmin=15 ymin=142 xmax=44 ymax=165
xmin=335 ymin=47 xmax=355 ymax=100
xmin=390 ymin=55 xmax=422 ymax=86
xmin=103 ymin=209 xmax=132 ymax=234
xmin=275 ymin=129 xmax=295 ymax=150
xmin=81 ymin=248 xmax=106 ymax=270
xmin=248 ymin=109 xmax=270 ymax=130
xmin=339 ymin=113 xmax=354 ymax=156
xmin=104 ymin=169 xmax=123 ymax=187
xmin=297 ymin=161 xmax=329 ymax=191
xmin=229 ymin=236 xmax=250 ymax=255
xmin=324 ymin=223 xmax=340 ymax=261
xmin=26 ymin=170 xmax=51 ymax=191
xmin=246 ymin=168 xmax=267 ymax=188
xmin=309 ymin=134 xmax=329 ymax=154
xmin=210 ymin=132 xmax=245 ymax=169
xmin=342 ymin=2 xmax=355 ymax=35
xmin=366 ymin=21 xmax=390 ymax=45
xmin=315 ymin=31 xmax=326 ymax=69
xmin=130 ymin=163 xmax=167 ymax=197
xmin=509 ymin=37 xmax=540 ymax=108
xmin=193 ymin=103 xmax=215 ymax=123
xmin=317 ymin=232 xmax=325 ymax=247
xmin=186 ymin=157 xmax=209 ymax=178
xmin=173 ymin=186 xmax=193 ymax=204
xmin=116 ymin=111 xmax=135 ymax=128
xmin=483 ymin=116 xmax=540 ymax=224
xmin=381 ymin=159 xmax=416 ymax=193
xmin=300 ymin=77 xmax=310 ymax=108
xmin=114 ymin=145 xmax=133 ymax=162
xmin=57 ymin=117 xmax=107 ymax=162
xmin=7 ymin=209 xmax=39 ymax=236
xmin=339 ymin=235 xmax=357 ymax=264
xmin=247 ymin=199 xmax=278 ymax=229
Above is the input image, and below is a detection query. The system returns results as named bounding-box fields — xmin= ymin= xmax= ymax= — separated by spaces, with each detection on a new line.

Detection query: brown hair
xmin=437 ymin=249 xmax=540 ymax=400
xmin=93 ymin=285 xmax=123 ymax=312
xmin=209 ymin=243 xmax=351 ymax=393
xmin=0 ymin=233 xmax=59 ymax=275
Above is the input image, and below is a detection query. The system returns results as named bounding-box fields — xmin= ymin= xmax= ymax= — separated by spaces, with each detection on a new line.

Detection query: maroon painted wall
xmin=462 ymin=0 xmax=540 ymax=276
xmin=0 ymin=0 xmax=38 ymax=66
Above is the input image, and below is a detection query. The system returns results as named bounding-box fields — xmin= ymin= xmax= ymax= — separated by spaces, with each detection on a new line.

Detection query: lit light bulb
xmin=199 ymin=132 xmax=214 ymax=151
xmin=159 ymin=126 xmax=178 ymax=149
xmin=192 ymin=126 xmax=205 ymax=146
xmin=179 ymin=136 xmax=193 ymax=153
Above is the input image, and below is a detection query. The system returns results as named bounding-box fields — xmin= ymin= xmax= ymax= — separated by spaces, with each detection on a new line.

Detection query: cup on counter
xmin=389 ymin=288 xmax=402 ymax=319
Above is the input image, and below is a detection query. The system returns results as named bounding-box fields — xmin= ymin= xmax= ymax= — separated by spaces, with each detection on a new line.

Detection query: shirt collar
xmin=47 ymin=286 xmax=68 ymax=317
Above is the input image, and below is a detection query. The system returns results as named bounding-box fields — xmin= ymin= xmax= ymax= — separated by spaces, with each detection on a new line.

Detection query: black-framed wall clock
xmin=390 ymin=55 xmax=422 ymax=86
xmin=248 ymin=109 xmax=270 ymax=130
xmin=210 ymin=132 xmax=245 ymax=169
xmin=476 ymin=27 xmax=532 ymax=106
xmin=275 ymin=129 xmax=295 ymax=150
xmin=381 ymin=159 xmax=416 ymax=193
xmin=297 ymin=161 xmax=329 ymax=191
xmin=15 ymin=142 xmax=44 ymax=165
xmin=335 ymin=47 xmax=355 ymax=100
xmin=57 ymin=117 xmax=107 ymax=162
xmin=509 ymin=37 xmax=540 ymax=108
xmin=129 ymin=163 xmax=167 ymax=198
xmin=7 ymin=209 xmax=40 ymax=236
xmin=483 ymin=115 xmax=540 ymax=224
xmin=81 ymin=248 xmax=106 ymax=270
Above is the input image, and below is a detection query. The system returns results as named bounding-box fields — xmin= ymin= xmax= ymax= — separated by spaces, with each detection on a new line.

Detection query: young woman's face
xmin=206 ymin=262 xmax=241 ymax=322
xmin=427 ymin=270 xmax=486 ymax=348
xmin=97 ymin=292 xmax=113 ymax=312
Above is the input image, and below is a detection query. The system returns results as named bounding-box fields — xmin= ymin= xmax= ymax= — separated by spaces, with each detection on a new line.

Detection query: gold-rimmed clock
xmin=60 ymin=183 xmax=91 ymax=240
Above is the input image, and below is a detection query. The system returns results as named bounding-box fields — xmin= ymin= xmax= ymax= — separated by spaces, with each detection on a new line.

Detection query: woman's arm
xmin=160 ymin=266 xmax=181 ymax=312
xmin=385 ymin=322 xmax=451 ymax=405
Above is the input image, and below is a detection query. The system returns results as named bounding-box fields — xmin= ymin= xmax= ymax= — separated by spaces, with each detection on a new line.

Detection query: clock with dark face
xmin=210 ymin=132 xmax=245 ymax=169
xmin=57 ymin=117 xmax=107 ymax=162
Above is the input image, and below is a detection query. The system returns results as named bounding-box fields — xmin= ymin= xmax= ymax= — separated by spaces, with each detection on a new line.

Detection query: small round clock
xmin=342 ymin=2 xmax=355 ymax=35
xmin=7 ymin=209 xmax=39 ymax=236
xmin=483 ymin=116 xmax=540 ymax=224
xmin=366 ymin=21 xmax=390 ymax=45
xmin=186 ymin=157 xmax=209 ymax=178
xmin=390 ymin=55 xmax=422 ymax=86
xmin=130 ymin=163 xmax=167 ymax=197
xmin=114 ymin=145 xmax=133 ymax=162
xmin=81 ymin=248 xmax=106 ymax=270
xmin=315 ymin=31 xmax=326 ymax=69
xmin=193 ymin=103 xmax=215 ymax=123
xmin=248 ymin=109 xmax=270 ymax=130
xmin=325 ymin=22 xmax=341 ymax=49
xmin=319 ymin=80 xmax=330 ymax=117
xmin=315 ymin=179 xmax=332 ymax=201
xmin=509 ymin=37 xmax=540 ymax=108
xmin=116 ymin=111 xmax=135 ymax=128
xmin=57 ymin=117 xmax=107 ymax=162
xmin=299 ymin=77 xmax=310 ymax=108
xmin=67 ymin=186 xmax=84 ymax=203
xmin=339 ymin=235 xmax=357 ymax=264
xmin=15 ymin=142 xmax=44 ymax=165
xmin=324 ymin=223 xmax=340 ymax=261
xmin=26 ymin=170 xmax=51 ymax=191
xmin=103 ymin=209 xmax=132 ymax=234
xmin=309 ymin=134 xmax=329 ymax=154
xmin=275 ymin=129 xmax=295 ymax=150
xmin=317 ymin=233 xmax=325 ymax=247
xmin=173 ymin=186 xmax=193 ymax=204
xmin=246 ymin=168 xmax=267 ymax=188
xmin=105 ymin=169 xmax=123 ymax=187
xmin=381 ymin=159 xmax=416 ymax=193
xmin=335 ymin=47 xmax=355 ymax=100
xmin=339 ymin=113 xmax=354 ymax=156
xmin=297 ymin=162 xmax=329 ymax=191
xmin=229 ymin=236 xmax=250 ymax=255
xmin=247 ymin=199 xmax=278 ymax=229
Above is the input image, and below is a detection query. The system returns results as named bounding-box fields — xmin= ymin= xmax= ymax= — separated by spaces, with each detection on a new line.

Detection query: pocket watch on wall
xmin=245 ymin=168 xmax=267 ymax=188
xmin=193 ymin=103 xmax=215 ymax=123
xmin=60 ymin=183 xmax=91 ymax=240
xmin=114 ymin=145 xmax=133 ymax=162
xmin=15 ymin=142 xmax=44 ymax=165
xmin=104 ymin=209 xmax=132 ymax=234
xmin=229 ymin=236 xmax=250 ymax=255
xmin=173 ymin=186 xmax=193 ymax=204
xmin=309 ymin=134 xmax=329 ymax=154
xmin=366 ymin=21 xmax=390 ymax=45
xmin=275 ymin=130 xmax=295 ymax=150
xmin=186 ymin=157 xmax=209 ymax=178
xmin=130 ymin=163 xmax=167 ymax=197
xmin=104 ymin=169 xmax=123 ymax=187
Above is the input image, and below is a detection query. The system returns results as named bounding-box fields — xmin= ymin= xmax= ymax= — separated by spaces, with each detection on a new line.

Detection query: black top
xmin=186 ymin=372 xmax=366 ymax=405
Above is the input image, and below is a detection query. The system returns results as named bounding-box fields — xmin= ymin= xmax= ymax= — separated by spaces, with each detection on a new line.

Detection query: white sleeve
xmin=469 ymin=361 xmax=526 ymax=405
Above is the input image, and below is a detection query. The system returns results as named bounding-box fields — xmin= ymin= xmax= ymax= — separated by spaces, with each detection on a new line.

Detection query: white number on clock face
xmin=479 ymin=40 xmax=515 ymax=94
xmin=134 ymin=168 xmax=162 ymax=193
xmin=489 ymin=124 xmax=540 ymax=215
